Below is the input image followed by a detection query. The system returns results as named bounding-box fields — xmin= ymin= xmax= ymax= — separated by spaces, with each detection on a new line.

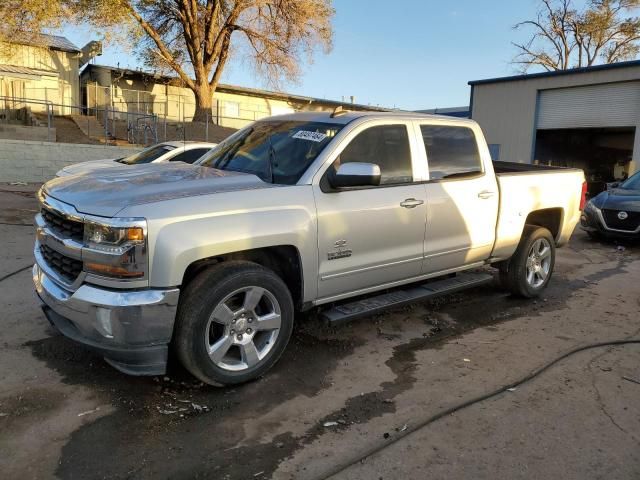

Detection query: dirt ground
xmin=0 ymin=185 xmax=639 ymax=480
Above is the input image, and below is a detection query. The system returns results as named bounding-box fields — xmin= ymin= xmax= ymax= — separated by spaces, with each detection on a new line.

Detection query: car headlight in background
xmin=584 ymin=201 xmax=599 ymax=214
xmin=83 ymin=218 xmax=148 ymax=279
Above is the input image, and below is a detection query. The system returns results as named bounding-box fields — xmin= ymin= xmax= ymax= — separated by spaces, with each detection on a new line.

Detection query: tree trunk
xmin=192 ymin=82 xmax=214 ymax=123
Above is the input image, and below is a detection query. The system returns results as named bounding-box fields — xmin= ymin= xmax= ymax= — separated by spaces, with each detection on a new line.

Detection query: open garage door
xmin=535 ymin=127 xmax=634 ymax=197
xmin=537 ymin=82 xmax=640 ymax=130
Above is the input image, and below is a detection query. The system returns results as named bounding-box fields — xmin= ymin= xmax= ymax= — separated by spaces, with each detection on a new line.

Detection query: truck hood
xmin=44 ymin=163 xmax=274 ymax=217
xmin=58 ymin=158 xmax=122 ymax=177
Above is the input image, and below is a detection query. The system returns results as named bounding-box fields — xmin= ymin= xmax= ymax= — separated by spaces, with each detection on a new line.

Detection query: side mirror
xmin=329 ymin=162 xmax=381 ymax=189
xmin=607 ymin=181 xmax=620 ymax=190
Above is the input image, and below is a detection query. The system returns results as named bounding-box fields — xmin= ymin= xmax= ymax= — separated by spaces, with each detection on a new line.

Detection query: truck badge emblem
xmin=328 ymin=239 xmax=352 ymax=260
xmin=618 ymin=211 xmax=628 ymax=220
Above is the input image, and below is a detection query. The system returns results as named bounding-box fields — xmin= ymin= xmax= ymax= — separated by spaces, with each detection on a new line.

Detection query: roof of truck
xmin=265 ymin=110 xmax=477 ymax=126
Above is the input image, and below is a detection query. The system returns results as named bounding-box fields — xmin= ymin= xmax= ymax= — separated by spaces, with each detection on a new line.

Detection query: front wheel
xmin=502 ymin=226 xmax=556 ymax=298
xmin=174 ymin=261 xmax=294 ymax=386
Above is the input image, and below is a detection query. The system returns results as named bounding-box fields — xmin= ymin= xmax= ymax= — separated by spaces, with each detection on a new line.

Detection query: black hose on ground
xmin=0 ymin=265 xmax=32 ymax=283
xmin=317 ymin=339 xmax=640 ymax=480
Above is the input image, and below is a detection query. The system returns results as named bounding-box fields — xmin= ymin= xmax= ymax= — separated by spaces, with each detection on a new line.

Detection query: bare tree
xmin=1 ymin=1 xmax=335 ymax=121
xmin=513 ymin=0 xmax=640 ymax=72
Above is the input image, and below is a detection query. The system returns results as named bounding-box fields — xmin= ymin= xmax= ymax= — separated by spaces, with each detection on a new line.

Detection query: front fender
xmin=138 ymin=187 xmax=318 ymax=302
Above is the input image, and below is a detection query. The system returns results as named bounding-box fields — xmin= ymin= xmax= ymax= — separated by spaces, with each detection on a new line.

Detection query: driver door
xmin=313 ymin=122 xmax=427 ymax=301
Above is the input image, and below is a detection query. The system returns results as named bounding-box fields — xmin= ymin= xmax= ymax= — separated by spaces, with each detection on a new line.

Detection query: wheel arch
xmin=181 ymin=245 xmax=305 ymax=309
xmin=524 ymin=208 xmax=564 ymax=242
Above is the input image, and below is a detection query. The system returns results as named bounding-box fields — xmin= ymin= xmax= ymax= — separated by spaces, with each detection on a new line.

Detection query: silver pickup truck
xmin=33 ymin=111 xmax=586 ymax=385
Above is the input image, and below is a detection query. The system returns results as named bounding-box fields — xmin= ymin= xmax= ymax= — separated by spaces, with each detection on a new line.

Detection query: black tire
xmin=174 ymin=261 xmax=294 ymax=386
xmin=502 ymin=225 xmax=556 ymax=298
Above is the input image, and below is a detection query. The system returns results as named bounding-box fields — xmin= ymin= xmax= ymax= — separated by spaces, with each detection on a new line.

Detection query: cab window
xmin=420 ymin=125 xmax=482 ymax=180
xmin=334 ymin=124 xmax=412 ymax=185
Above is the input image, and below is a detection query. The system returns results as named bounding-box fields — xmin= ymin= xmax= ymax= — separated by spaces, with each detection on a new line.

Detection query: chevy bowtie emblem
xmin=618 ymin=211 xmax=629 ymax=220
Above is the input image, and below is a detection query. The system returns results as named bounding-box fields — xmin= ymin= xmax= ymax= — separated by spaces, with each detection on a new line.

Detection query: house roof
xmin=10 ymin=33 xmax=80 ymax=53
xmin=469 ymin=59 xmax=640 ymax=86
xmin=81 ymin=63 xmax=390 ymax=112
xmin=0 ymin=64 xmax=58 ymax=77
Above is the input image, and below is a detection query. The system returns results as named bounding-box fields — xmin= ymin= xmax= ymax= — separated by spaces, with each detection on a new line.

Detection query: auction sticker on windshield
xmin=292 ymin=131 xmax=327 ymax=142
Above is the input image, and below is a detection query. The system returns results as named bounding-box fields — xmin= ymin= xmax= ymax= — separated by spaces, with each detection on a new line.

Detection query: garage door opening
xmin=534 ymin=127 xmax=635 ymax=196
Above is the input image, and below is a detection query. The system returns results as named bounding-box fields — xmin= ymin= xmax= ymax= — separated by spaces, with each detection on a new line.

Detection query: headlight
xmin=84 ymin=221 xmax=145 ymax=252
xmin=83 ymin=218 xmax=147 ymax=279
xmin=584 ymin=201 xmax=598 ymax=214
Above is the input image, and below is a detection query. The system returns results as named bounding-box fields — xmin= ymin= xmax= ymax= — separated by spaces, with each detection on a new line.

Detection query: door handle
xmin=400 ymin=198 xmax=424 ymax=209
xmin=477 ymin=190 xmax=496 ymax=199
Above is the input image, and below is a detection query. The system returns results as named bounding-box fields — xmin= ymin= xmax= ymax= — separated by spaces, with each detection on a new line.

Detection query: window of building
xmin=336 ymin=124 xmax=413 ymax=185
xmin=420 ymin=125 xmax=482 ymax=180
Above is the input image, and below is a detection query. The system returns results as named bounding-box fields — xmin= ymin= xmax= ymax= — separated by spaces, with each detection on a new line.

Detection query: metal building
xmin=469 ymin=60 xmax=640 ymax=194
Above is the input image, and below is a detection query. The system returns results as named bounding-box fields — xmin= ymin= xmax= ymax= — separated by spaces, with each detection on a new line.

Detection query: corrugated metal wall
xmin=471 ymin=64 xmax=640 ymax=172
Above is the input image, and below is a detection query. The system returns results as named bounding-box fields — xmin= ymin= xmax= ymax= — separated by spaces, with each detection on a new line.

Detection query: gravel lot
xmin=1 ymin=185 xmax=639 ymax=480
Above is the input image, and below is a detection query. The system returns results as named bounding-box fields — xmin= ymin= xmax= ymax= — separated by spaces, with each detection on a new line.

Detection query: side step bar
xmin=321 ymin=272 xmax=494 ymax=325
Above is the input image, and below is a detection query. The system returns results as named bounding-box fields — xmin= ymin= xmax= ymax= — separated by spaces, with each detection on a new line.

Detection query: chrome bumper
xmin=33 ymin=263 xmax=180 ymax=375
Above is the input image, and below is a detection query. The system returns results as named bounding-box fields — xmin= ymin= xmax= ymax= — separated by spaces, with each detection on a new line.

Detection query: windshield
xmin=198 ymin=120 xmax=343 ymax=184
xmin=118 ymin=144 xmax=176 ymax=165
xmin=619 ymin=171 xmax=640 ymax=190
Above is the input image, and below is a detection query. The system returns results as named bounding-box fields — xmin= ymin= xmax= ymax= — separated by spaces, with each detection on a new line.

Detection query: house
xmin=469 ymin=61 xmax=640 ymax=186
xmin=80 ymin=64 xmax=388 ymax=129
xmin=0 ymin=34 xmax=83 ymax=115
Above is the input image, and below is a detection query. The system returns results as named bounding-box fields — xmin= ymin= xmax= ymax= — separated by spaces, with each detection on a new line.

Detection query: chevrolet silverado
xmin=33 ymin=111 xmax=586 ymax=385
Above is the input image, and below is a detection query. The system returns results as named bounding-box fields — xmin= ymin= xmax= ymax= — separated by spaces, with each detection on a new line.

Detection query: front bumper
xmin=33 ymin=263 xmax=180 ymax=375
xmin=580 ymin=208 xmax=640 ymax=239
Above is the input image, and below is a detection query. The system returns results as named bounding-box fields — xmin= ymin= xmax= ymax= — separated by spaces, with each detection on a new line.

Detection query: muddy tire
xmin=174 ymin=261 xmax=294 ymax=386
xmin=502 ymin=226 xmax=556 ymax=298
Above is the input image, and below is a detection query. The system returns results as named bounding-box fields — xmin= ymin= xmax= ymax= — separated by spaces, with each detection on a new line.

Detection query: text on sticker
xmin=292 ymin=131 xmax=327 ymax=142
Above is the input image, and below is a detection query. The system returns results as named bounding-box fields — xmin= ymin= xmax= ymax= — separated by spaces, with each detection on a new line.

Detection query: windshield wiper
xmin=267 ymin=135 xmax=277 ymax=184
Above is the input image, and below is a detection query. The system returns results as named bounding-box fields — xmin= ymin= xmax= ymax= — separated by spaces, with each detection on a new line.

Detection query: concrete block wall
xmin=0 ymin=125 xmax=55 ymax=142
xmin=0 ymin=139 xmax=141 ymax=183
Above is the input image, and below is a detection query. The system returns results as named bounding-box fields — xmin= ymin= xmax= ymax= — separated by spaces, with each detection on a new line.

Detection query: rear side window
xmin=170 ymin=148 xmax=211 ymax=164
xmin=338 ymin=125 xmax=412 ymax=185
xmin=420 ymin=125 xmax=482 ymax=180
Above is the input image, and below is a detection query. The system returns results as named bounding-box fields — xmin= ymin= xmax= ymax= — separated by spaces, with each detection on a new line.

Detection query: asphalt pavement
xmin=0 ymin=185 xmax=638 ymax=480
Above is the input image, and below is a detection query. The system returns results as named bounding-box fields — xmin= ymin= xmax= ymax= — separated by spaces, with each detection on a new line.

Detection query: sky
xmin=62 ymin=0 xmax=553 ymax=110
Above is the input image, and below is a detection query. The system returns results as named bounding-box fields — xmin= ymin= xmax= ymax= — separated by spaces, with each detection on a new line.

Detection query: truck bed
xmin=493 ymin=161 xmax=582 ymax=175
xmin=491 ymin=161 xmax=585 ymax=261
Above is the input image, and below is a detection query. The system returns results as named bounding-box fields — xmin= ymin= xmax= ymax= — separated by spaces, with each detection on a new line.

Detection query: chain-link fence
xmin=0 ymin=95 xmax=240 ymax=146
xmin=84 ymin=82 xmax=269 ymax=130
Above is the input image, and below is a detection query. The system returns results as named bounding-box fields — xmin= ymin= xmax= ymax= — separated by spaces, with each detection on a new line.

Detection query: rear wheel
xmin=502 ymin=226 xmax=555 ymax=298
xmin=174 ymin=261 xmax=294 ymax=386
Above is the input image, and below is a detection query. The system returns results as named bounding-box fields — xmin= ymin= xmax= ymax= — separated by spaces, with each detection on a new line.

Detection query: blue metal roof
xmin=469 ymin=60 xmax=640 ymax=86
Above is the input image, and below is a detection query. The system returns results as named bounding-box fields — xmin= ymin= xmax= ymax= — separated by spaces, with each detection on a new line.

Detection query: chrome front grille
xmin=36 ymin=191 xmax=85 ymax=287
xmin=39 ymin=244 xmax=83 ymax=282
xmin=602 ymin=209 xmax=640 ymax=232
xmin=41 ymin=207 xmax=84 ymax=242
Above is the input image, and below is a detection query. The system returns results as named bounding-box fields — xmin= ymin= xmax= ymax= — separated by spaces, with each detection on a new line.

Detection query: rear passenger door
xmin=417 ymin=123 xmax=499 ymax=274
xmin=313 ymin=122 xmax=427 ymax=300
